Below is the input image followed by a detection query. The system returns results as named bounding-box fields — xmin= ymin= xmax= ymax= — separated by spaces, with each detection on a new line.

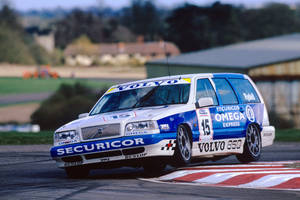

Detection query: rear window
xmin=229 ymin=78 xmax=260 ymax=103
xmin=212 ymin=78 xmax=238 ymax=105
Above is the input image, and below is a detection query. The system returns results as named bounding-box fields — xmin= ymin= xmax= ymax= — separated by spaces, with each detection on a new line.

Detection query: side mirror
xmin=196 ymin=97 xmax=214 ymax=108
xmin=78 ymin=113 xmax=89 ymax=119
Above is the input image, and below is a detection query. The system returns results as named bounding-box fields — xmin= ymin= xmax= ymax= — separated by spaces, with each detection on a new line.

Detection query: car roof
xmin=110 ymin=73 xmax=247 ymax=89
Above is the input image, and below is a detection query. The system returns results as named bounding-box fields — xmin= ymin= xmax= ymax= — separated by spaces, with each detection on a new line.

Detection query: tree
xmin=240 ymin=3 xmax=300 ymax=40
xmin=121 ymin=0 xmax=164 ymax=40
xmin=31 ymin=83 xmax=107 ymax=130
xmin=165 ymin=2 xmax=300 ymax=53
xmin=0 ymin=26 xmax=35 ymax=64
xmin=165 ymin=2 xmax=242 ymax=52
xmin=0 ymin=4 xmax=53 ymax=65
xmin=55 ymin=9 xmax=104 ymax=49
xmin=0 ymin=4 xmax=23 ymax=31
xmin=0 ymin=4 xmax=35 ymax=64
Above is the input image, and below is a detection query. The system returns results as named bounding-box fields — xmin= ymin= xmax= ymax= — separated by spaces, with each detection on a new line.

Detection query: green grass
xmin=0 ymin=131 xmax=53 ymax=145
xmin=0 ymin=129 xmax=299 ymax=145
xmin=275 ymin=129 xmax=300 ymax=142
xmin=0 ymin=77 xmax=113 ymax=95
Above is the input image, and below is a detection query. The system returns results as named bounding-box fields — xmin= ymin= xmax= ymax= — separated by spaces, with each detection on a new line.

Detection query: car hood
xmin=55 ymin=104 xmax=192 ymax=132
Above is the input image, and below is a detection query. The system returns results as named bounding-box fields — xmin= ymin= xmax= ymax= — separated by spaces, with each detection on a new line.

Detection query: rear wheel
xmin=236 ymin=124 xmax=261 ymax=163
xmin=173 ymin=125 xmax=192 ymax=166
xmin=65 ymin=166 xmax=90 ymax=179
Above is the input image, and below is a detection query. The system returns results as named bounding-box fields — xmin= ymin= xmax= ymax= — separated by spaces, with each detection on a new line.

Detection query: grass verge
xmin=275 ymin=129 xmax=300 ymax=142
xmin=0 ymin=131 xmax=53 ymax=145
xmin=0 ymin=77 xmax=113 ymax=95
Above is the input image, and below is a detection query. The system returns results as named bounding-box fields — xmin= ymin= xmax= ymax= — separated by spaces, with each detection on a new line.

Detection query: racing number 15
xmin=201 ymin=119 xmax=211 ymax=135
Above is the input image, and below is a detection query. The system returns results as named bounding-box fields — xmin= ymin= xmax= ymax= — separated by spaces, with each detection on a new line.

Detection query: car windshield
xmin=90 ymin=84 xmax=190 ymax=115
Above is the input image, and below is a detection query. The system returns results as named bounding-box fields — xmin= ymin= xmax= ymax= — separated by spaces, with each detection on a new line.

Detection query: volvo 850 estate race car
xmin=50 ymin=73 xmax=275 ymax=178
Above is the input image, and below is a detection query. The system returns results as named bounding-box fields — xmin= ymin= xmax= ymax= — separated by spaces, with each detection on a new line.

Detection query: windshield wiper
xmin=132 ymin=85 xmax=160 ymax=108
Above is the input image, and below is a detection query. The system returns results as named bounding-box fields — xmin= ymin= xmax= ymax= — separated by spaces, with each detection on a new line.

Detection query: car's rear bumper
xmin=50 ymin=133 xmax=176 ymax=168
xmin=261 ymin=125 xmax=275 ymax=147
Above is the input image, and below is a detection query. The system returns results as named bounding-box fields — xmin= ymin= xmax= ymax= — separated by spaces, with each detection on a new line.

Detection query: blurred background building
xmin=64 ymin=40 xmax=180 ymax=66
xmin=147 ymin=33 xmax=300 ymax=127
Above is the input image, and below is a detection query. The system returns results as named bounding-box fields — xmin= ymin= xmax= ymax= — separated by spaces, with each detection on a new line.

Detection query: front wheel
xmin=173 ymin=125 xmax=192 ymax=166
xmin=236 ymin=124 xmax=261 ymax=163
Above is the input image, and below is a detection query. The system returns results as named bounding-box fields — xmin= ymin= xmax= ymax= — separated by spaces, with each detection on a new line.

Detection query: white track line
xmin=158 ymin=168 xmax=297 ymax=181
xmin=186 ymin=164 xmax=288 ymax=169
xmin=240 ymin=174 xmax=300 ymax=188
xmin=139 ymin=177 xmax=300 ymax=191
xmin=193 ymin=171 xmax=300 ymax=184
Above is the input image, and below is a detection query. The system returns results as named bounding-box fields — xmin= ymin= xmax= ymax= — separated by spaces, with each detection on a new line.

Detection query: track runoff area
xmin=142 ymin=161 xmax=300 ymax=191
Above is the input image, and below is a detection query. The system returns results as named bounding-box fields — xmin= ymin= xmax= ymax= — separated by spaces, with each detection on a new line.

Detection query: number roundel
xmin=197 ymin=108 xmax=213 ymax=140
xmin=201 ymin=119 xmax=211 ymax=135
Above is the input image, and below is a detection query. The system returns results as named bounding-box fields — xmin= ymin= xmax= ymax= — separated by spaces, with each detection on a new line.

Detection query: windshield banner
xmin=106 ymin=78 xmax=191 ymax=94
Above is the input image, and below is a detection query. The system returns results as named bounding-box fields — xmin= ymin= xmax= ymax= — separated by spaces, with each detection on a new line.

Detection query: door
xmin=195 ymin=78 xmax=218 ymax=143
xmin=211 ymin=78 xmax=246 ymax=140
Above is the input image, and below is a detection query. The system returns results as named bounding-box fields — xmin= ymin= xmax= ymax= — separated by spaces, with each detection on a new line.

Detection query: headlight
xmin=125 ymin=120 xmax=159 ymax=135
xmin=54 ymin=130 xmax=80 ymax=146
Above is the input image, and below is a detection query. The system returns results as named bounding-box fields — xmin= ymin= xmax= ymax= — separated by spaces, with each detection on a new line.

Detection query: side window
xmin=196 ymin=79 xmax=218 ymax=106
xmin=212 ymin=78 xmax=238 ymax=105
xmin=229 ymin=78 xmax=260 ymax=103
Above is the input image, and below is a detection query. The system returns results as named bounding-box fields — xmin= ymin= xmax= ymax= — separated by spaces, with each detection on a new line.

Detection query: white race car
xmin=50 ymin=73 xmax=275 ymax=178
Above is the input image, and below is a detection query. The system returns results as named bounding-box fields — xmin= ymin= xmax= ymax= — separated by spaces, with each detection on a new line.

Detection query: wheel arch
xmin=237 ymin=122 xmax=262 ymax=163
xmin=179 ymin=123 xmax=193 ymax=145
xmin=248 ymin=122 xmax=262 ymax=137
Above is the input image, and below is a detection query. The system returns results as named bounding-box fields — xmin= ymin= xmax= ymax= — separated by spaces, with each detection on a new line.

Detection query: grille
xmin=62 ymin=156 xmax=82 ymax=162
xmin=81 ymin=123 xmax=120 ymax=140
xmin=122 ymin=147 xmax=145 ymax=155
xmin=84 ymin=147 xmax=145 ymax=160
xmin=85 ymin=150 xmax=122 ymax=160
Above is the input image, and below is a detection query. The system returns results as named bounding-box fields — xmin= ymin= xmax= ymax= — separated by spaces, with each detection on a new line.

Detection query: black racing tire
xmin=173 ymin=125 xmax=192 ymax=166
xmin=236 ymin=124 xmax=262 ymax=163
xmin=65 ymin=166 xmax=90 ymax=179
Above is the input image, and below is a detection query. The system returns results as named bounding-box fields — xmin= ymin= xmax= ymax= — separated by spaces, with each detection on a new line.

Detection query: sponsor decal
xmin=103 ymin=112 xmax=136 ymax=121
xmin=124 ymin=130 xmax=154 ymax=136
xmin=198 ymin=141 xmax=225 ymax=153
xmin=106 ymin=88 xmax=116 ymax=93
xmin=199 ymin=109 xmax=209 ymax=115
xmin=161 ymin=140 xmax=176 ymax=151
xmin=227 ymin=139 xmax=242 ymax=150
xmin=197 ymin=108 xmax=213 ymax=141
xmin=99 ymin=158 xmax=110 ymax=162
xmin=97 ymin=128 xmax=103 ymax=135
xmin=198 ymin=139 xmax=242 ymax=153
xmin=215 ymin=111 xmax=245 ymax=122
xmin=216 ymin=105 xmax=240 ymax=112
xmin=124 ymin=153 xmax=147 ymax=159
xmin=222 ymin=121 xmax=240 ymax=128
xmin=56 ymin=138 xmax=144 ymax=156
xmin=58 ymin=139 xmax=79 ymax=146
xmin=243 ymin=93 xmax=256 ymax=102
xmin=160 ymin=124 xmax=170 ymax=131
xmin=64 ymin=161 xmax=83 ymax=167
xmin=246 ymin=105 xmax=255 ymax=122
xmin=214 ymin=106 xmax=247 ymax=127
xmin=106 ymin=78 xmax=191 ymax=93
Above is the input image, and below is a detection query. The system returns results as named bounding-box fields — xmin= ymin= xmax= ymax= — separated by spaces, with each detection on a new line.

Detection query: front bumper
xmin=50 ymin=133 xmax=176 ymax=168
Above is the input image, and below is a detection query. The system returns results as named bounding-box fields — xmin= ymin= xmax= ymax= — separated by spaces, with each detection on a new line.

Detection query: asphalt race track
xmin=0 ymin=142 xmax=300 ymax=200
